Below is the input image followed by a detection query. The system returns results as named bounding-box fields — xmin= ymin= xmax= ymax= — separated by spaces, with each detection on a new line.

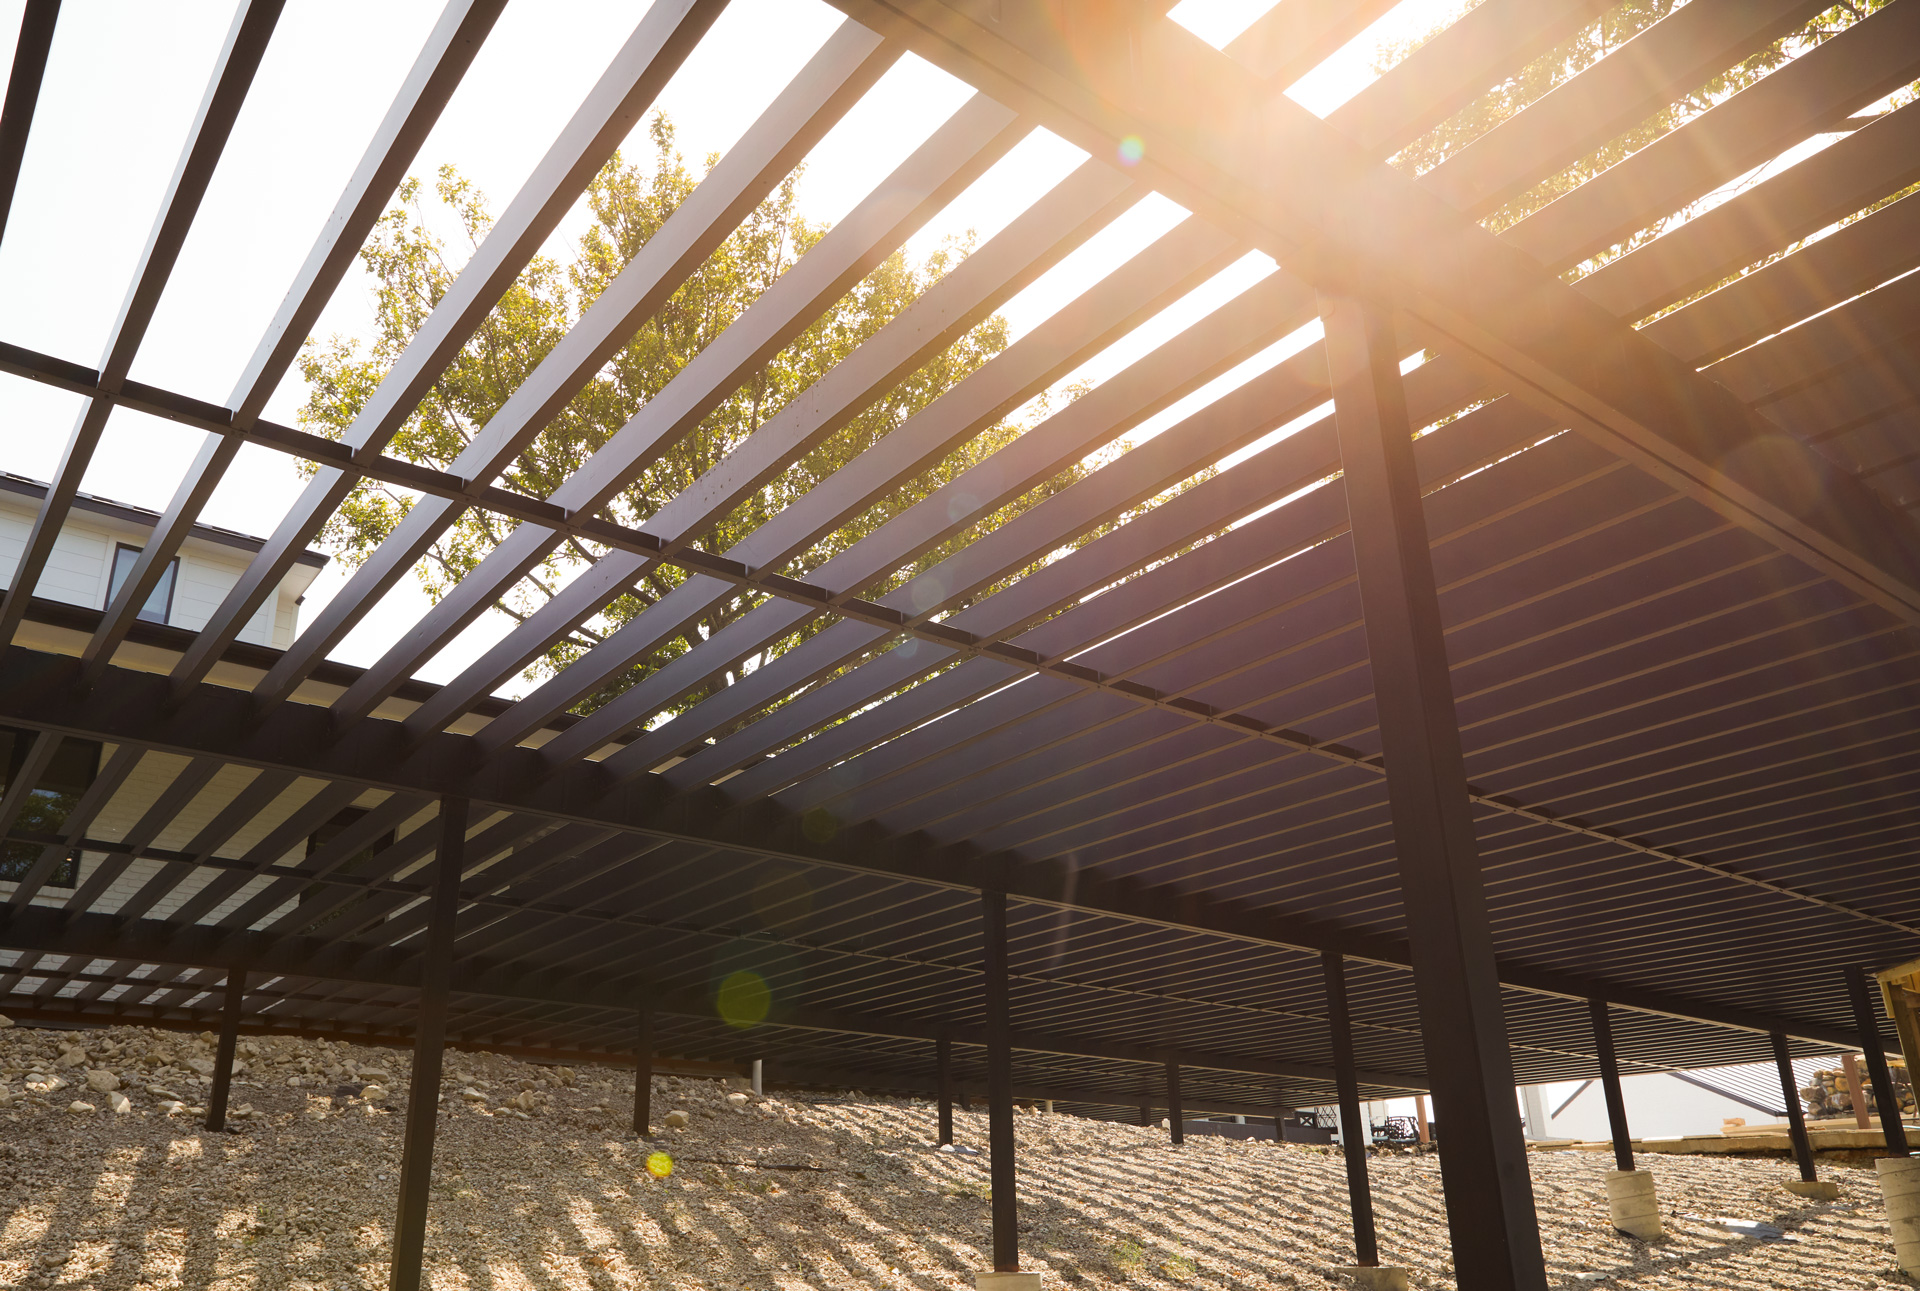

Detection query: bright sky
xmin=0 ymin=0 xmax=1464 ymax=695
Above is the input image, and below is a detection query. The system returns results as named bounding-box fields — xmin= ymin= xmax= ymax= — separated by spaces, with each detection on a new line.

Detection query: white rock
xmin=67 ymin=1100 xmax=95 ymax=1115
xmin=159 ymin=1100 xmax=187 ymax=1115
xmin=664 ymin=1110 xmax=690 ymax=1128
xmin=55 ymin=1049 xmax=87 ymax=1068
xmin=461 ymin=1087 xmax=487 ymax=1102
xmin=361 ymin=1084 xmax=388 ymax=1102
xmin=726 ymin=1091 xmax=749 ymax=1107
xmin=85 ymin=1069 xmax=120 ymax=1092
xmin=186 ymin=1058 xmax=215 ymax=1076
xmin=511 ymin=1090 xmax=537 ymax=1112
xmin=108 ymin=1092 xmax=131 ymax=1115
xmin=0 ymin=1012 xmax=12 ymax=1027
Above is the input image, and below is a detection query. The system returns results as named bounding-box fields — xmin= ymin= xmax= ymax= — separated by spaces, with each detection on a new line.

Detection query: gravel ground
xmin=0 ymin=1021 xmax=1909 ymax=1290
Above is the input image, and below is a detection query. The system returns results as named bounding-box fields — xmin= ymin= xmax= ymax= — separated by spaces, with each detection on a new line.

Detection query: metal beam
xmin=0 ymin=899 xmax=1419 ymax=1092
xmin=251 ymin=20 xmax=904 ymax=715
xmin=0 ymin=0 xmax=284 ymax=646
xmin=78 ymin=0 xmax=510 ymax=686
xmin=167 ymin=0 xmax=730 ymax=697
xmin=0 ymin=0 xmax=59 ymax=247
xmin=824 ymin=0 xmax=1920 ymax=628
xmin=1319 ymin=290 xmax=1544 ymax=1290
xmin=0 ymin=640 xmax=1883 ymax=1053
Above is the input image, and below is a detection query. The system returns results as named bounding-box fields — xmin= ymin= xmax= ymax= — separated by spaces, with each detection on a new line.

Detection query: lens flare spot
xmin=1117 ymin=135 xmax=1145 ymax=166
xmin=801 ymin=808 xmax=838 ymax=844
xmin=645 ymin=1150 xmax=674 ymax=1179
xmin=717 ymin=969 xmax=772 ymax=1030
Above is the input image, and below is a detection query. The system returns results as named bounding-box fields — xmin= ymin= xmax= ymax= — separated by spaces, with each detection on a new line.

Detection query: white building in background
xmin=0 ymin=472 xmax=323 ymax=649
xmin=1538 ymin=1056 xmax=1838 ymax=1141
xmin=0 ymin=473 xmax=332 ymax=929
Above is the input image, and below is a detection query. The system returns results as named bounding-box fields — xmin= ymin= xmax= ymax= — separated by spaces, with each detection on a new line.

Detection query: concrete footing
xmin=1880 ymin=1155 xmax=1920 ymax=1280
xmin=973 ymin=1273 xmax=1042 ymax=1290
xmin=1783 ymin=1178 xmax=1840 ymax=1200
xmin=1334 ymin=1267 xmax=1409 ymax=1290
xmin=1605 ymin=1168 xmax=1663 ymax=1239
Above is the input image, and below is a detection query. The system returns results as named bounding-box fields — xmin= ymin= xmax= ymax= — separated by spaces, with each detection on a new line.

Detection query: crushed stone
xmin=0 ymin=1022 xmax=1907 ymax=1289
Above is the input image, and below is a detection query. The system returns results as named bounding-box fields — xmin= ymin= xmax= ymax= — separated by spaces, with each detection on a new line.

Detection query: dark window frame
xmin=107 ymin=542 xmax=179 ymax=626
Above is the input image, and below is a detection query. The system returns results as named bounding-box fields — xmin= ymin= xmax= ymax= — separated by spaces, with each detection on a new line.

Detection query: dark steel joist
xmin=0 ymin=640 xmax=1884 ymax=1053
xmin=167 ymin=0 xmax=731 ymax=698
xmin=0 ymin=0 xmax=284 ymax=647
xmin=0 ymin=0 xmax=59 ymax=247
xmin=0 ymin=900 xmax=1421 ymax=1093
xmin=251 ymin=20 xmax=906 ymax=716
xmin=1505 ymin=0 xmax=1920 ymax=272
xmin=1324 ymin=0 xmax=1613 ymax=156
xmin=826 ymin=0 xmax=1920 ymax=631
xmin=1418 ymin=0 xmax=1828 ymax=219
xmin=318 ymin=93 xmax=1028 ymax=733
xmin=79 ymin=0 xmax=510 ymax=686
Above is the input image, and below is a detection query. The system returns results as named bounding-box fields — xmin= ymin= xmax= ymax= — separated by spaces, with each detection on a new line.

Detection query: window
xmin=0 ymin=725 xmax=101 ymax=886
xmin=107 ymin=543 xmax=178 ymax=625
xmin=301 ymin=807 xmax=397 ymax=926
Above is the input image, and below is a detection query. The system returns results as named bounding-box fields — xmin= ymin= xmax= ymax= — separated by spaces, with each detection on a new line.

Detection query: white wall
xmin=1549 ymin=1071 xmax=1767 ymax=1141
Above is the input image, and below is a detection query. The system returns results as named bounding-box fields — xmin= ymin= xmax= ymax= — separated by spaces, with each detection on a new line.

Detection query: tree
xmin=299 ymin=116 xmax=1075 ymax=718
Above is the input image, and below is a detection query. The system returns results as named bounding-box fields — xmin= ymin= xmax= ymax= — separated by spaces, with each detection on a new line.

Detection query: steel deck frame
xmin=3 ymin=0 xmax=1920 ymax=1283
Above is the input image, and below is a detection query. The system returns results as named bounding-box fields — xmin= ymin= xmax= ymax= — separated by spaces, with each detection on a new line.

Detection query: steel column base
xmin=1335 ymin=1268 xmax=1409 ymax=1291
xmin=1783 ymin=1179 xmax=1840 ymax=1200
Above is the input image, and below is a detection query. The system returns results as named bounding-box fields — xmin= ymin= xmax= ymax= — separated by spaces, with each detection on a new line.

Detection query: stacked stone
xmin=1799 ymin=1063 xmax=1917 ymax=1120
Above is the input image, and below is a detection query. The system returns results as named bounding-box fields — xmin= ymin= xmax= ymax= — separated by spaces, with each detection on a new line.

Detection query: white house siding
xmin=0 ymin=492 xmax=316 ymax=648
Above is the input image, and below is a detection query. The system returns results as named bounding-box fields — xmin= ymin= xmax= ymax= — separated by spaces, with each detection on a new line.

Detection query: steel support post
xmin=1414 ymin=1094 xmax=1430 ymax=1145
xmin=1320 ymin=291 xmax=1545 ymax=1291
xmin=1166 ymin=1057 xmax=1184 ymax=1145
xmin=632 ymin=1009 xmax=653 ymax=1137
xmin=1589 ymin=1000 xmax=1635 ymax=1172
xmin=981 ymin=889 xmax=1020 ymax=1273
xmin=1324 ymin=951 xmax=1380 ymax=1267
xmin=1771 ymin=1032 xmax=1818 ymax=1183
xmin=1845 ymin=965 xmax=1911 ymax=1155
xmin=936 ymin=1032 xmax=954 ymax=1146
xmin=1138 ymin=1102 xmax=1152 ymax=1127
xmin=389 ymin=796 xmax=466 ymax=1291
xmin=204 ymin=969 xmax=245 ymax=1132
